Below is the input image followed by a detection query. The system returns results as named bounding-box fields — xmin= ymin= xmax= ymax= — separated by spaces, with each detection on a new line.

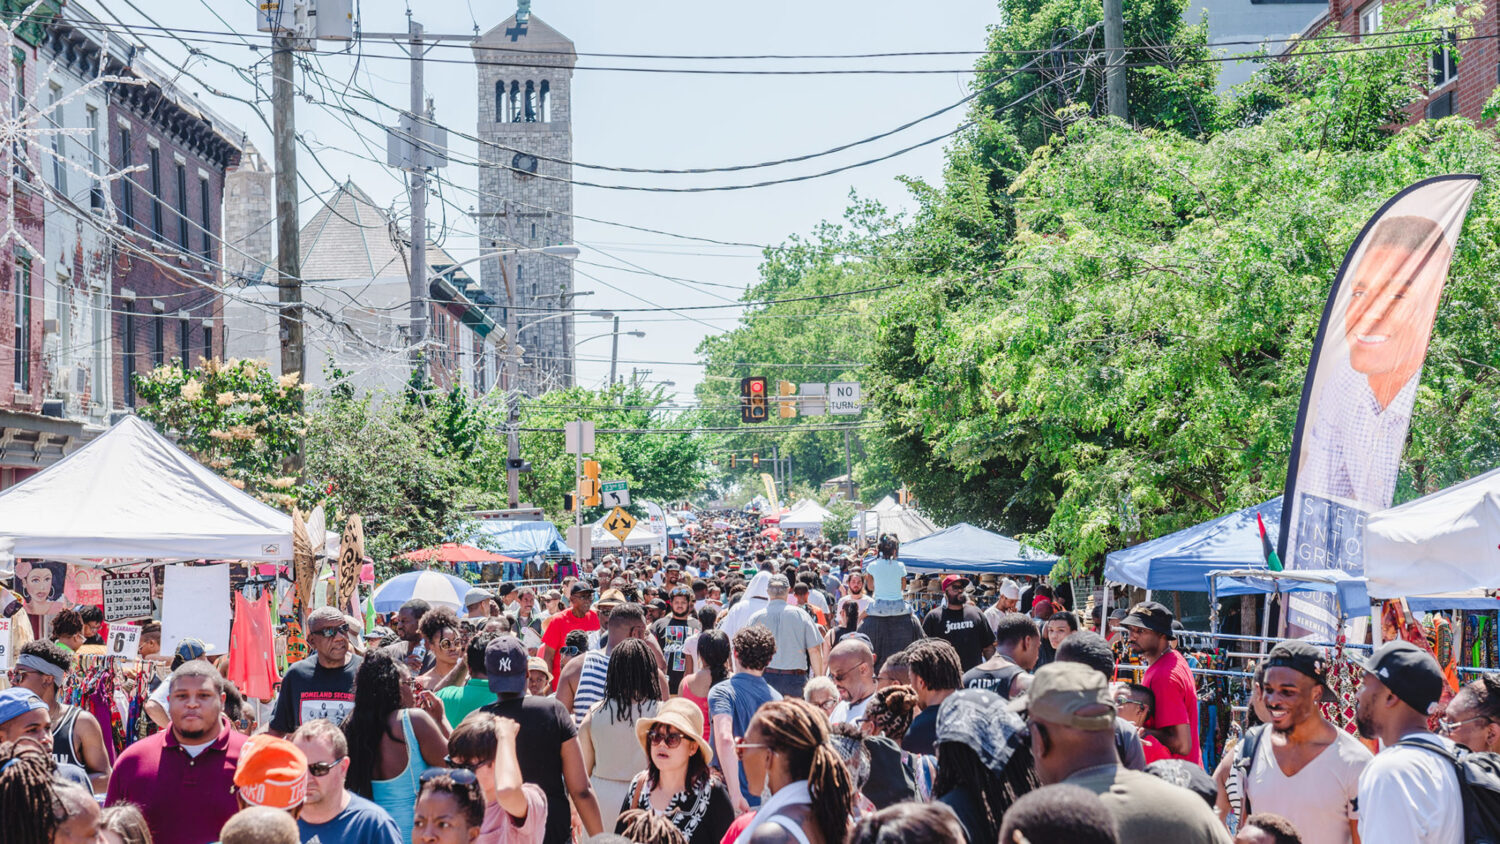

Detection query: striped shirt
xmin=572 ymin=649 xmax=610 ymax=724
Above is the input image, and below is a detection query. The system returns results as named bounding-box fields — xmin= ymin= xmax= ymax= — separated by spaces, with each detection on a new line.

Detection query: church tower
xmin=474 ymin=4 xmax=576 ymax=393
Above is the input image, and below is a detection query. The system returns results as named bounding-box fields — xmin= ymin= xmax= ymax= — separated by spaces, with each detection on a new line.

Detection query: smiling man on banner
xmin=1281 ymin=175 xmax=1480 ymax=636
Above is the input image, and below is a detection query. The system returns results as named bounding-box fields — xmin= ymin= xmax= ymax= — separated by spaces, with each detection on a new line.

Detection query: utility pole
xmin=1103 ymin=0 xmax=1128 ymax=120
xmin=502 ymin=256 xmax=521 ymax=507
xmin=407 ymin=20 xmax=428 ymax=374
xmin=271 ymin=38 xmax=303 ymax=386
xmin=844 ymin=429 xmax=854 ymax=503
xmin=608 ymin=314 xmax=620 ymax=386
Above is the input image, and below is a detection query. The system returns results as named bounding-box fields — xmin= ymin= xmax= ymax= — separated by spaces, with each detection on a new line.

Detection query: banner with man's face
xmin=1279 ymin=175 xmax=1480 ymax=637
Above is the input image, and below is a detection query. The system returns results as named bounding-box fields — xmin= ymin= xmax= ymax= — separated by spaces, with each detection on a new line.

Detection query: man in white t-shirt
xmin=1241 ymin=641 xmax=1371 ymax=844
xmin=827 ymin=639 xmax=877 ymax=726
xmin=984 ymin=580 xmax=1021 ymax=633
xmin=1354 ymin=640 xmax=1462 ymax=844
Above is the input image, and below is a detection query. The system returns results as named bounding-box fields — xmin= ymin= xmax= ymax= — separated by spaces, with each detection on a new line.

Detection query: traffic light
xmin=778 ymin=381 xmax=797 ymax=419
xmin=741 ymin=377 xmax=768 ymax=423
xmin=752 ymin=453 xmax=760 ymax=468
xmin=563 ymin=491 xmax=576 ymax=512
xmin=583 ymin=460 xmax=600 ymax=480
xmin=580 ymin=460 xmax=601 ymax=506
xmin=729 ymin=455 xmax=737 ymax=469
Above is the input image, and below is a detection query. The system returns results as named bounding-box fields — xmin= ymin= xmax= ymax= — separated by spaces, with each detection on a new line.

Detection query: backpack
xmin=1398 ymin=737 xmax=1500 ymax=844
xmin=1230 ymin=724 xmax=1268 ymax=817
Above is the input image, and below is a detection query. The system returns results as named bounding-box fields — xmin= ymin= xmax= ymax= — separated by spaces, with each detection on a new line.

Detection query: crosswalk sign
xmin=604 ymin=506 xmax=637 ymax=545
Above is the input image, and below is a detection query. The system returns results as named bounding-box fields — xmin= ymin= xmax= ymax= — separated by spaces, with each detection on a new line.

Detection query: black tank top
xmin=51 ymin=705 xmax=84 ymax=769
xmin=963 ymin=662 xmax=1024 ymax=699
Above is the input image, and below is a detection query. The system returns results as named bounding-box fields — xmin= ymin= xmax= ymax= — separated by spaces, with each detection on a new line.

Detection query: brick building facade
xmin=1305 ymin=0 xmax=1497 ymax=123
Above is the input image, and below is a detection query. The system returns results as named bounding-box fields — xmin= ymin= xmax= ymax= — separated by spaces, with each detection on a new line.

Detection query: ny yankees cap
xmin=485 ymin=635 xmax=529 ymax=695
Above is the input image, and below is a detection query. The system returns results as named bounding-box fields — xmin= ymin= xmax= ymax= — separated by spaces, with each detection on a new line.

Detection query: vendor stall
xmin=897 ymin=523 xmax=1058 ymax=576
xmin=780 ymin=499 xmax=834 ymax=533
xmin=0 ymin=415 xmax=294 ymax=562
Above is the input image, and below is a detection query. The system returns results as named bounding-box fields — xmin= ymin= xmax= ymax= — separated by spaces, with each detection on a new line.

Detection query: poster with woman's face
xmin=15 ymin=560 xmax=68 ymax=616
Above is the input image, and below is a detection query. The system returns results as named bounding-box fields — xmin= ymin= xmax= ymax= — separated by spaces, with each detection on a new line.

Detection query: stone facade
xmin=473 ymin=12 xmax=576 ymax=394
xmin=222 ymin=143 xmax=273 ymax=286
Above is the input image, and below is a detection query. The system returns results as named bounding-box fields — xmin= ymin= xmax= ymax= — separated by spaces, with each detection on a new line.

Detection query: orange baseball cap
xmin=234 ymin=734 xmax=309 ymax=809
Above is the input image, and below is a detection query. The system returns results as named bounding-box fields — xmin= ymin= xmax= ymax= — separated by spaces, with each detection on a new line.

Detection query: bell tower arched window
xmin=509 ymin=81 xmax=521 ymax=123
xmin=539 ymin=80 xmax=550 ymax=122
xmin=495 ymin=80 xmax=506 ymax=121
xmin=525 ymin=80 xmax=537 ymax=122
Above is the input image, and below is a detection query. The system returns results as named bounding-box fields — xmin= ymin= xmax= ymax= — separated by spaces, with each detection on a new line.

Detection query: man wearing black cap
xmin=1240 ymin=641 xmax=1371 ymax=844
xmin=481 ymin=635 xmax=602 ymax=844
xmin=1121 ymin=601 xmax=1200 ymax=763
xmin=1354 ymin=640 xmax=1461 ymax=844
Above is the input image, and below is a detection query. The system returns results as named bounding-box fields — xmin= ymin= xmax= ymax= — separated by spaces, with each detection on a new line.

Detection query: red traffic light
xmin=750 ymin=380 xmax=764 ymax=393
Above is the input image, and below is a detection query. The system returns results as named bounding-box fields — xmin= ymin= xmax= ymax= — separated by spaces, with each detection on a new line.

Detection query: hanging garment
xmin=228 ymin=590 xmax=281 ymax=701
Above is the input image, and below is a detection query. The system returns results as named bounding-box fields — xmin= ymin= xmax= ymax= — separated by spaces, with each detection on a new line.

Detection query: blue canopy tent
xmin=467 ymin=519 xmax=574 ymax=562
xmin=1104 ymin=498 xmax=1281 ymax=591
xmin=897 ymin=523 xmax=1058 ymax=576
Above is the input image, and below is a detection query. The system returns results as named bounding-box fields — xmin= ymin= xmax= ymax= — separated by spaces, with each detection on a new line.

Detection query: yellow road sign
xmin=604 ymin=506 xmax=637 ymax=545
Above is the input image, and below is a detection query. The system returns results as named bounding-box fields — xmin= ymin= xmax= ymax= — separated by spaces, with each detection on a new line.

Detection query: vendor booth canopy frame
xmin=896 ymin=522 xmax=1058 ymax=576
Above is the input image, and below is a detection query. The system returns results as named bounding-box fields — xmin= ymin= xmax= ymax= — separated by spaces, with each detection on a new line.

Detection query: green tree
xmin=133 ymin=358 xmax=306 ymax=506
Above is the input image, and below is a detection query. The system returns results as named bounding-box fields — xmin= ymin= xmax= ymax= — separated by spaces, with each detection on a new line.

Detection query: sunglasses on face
xmin=560 ymin=646 xmax=581 ymax=657
xmin=443 ymin=755 xmax=479 ymax=771
xmin=734 ymin=737 xmax=768 ymax=759
xmin=648 ymin=729 xmax=686 ymax=748
xmin=420 ymin=767 xmax=478 ymax=785
xmin=437 ymin=637 xmax=462 ymax=650
xmin=308 ymin=757 xmax=346 ymax=777
xmin=311 ymin=625 xmax=350 ymax=639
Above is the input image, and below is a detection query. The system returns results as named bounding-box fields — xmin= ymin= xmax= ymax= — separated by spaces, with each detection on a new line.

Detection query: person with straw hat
xmin=619 ymin=697 xmax=735 ymax=844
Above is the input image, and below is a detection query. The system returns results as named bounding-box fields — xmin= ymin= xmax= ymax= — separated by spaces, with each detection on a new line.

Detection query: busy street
xmin=2 ymin=1 xmax=1500 ymax=844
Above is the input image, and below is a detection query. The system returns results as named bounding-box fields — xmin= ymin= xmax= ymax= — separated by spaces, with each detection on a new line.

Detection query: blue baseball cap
xmin=0 ymin=687 xmax=48 ymax=726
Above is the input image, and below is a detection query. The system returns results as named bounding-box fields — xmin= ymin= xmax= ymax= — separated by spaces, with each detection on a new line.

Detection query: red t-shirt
xmin=1140 ymin=733 xmax=1172 ymax=765
xmin=540 ymin=609 xmax=599 ymax=682
xmin=1142 ymin=648 xmax=1200 ymax=764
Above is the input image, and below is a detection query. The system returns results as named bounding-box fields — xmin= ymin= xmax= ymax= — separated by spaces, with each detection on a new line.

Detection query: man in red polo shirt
xmin=106 ymin=660 xmax=248 ymax=844
xmin=540 ymin=581 xmax=600 ymax=687
xmin=1121 ymin=600 xmax=1201 ymax=765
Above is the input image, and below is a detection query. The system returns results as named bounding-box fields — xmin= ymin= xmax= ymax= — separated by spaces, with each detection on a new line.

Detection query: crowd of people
xmin=0 ymin=513 xmax=1488 ymax=844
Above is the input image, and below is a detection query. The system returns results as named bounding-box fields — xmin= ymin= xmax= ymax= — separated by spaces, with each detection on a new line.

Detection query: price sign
xmin=106 ymin=624 xmax=141 ymax=661
xmin=102 ymin=572 xmax=154 ymax=622
xmin=0 ymin=617 xmax=11 ymax=669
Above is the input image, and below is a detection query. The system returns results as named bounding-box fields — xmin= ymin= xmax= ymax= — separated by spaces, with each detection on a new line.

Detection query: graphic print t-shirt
xmin=269 ymin=655 xmax=362 ymax=733
xmin=922 ymin=605 xmax=996 ymax=671
xmin=651 ymin=613 xmax=702 ymax=694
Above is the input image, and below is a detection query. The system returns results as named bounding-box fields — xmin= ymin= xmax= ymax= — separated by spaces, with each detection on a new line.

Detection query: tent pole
xmin=1260 ymin=590 xmax=1274 ymax=655
xmin=1100 ymin=582 xmax=1111 ymax=632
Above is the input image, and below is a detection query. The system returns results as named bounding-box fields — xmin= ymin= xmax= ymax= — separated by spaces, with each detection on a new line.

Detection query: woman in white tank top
xmin=734 ymin=699 xmax=856 ymax=844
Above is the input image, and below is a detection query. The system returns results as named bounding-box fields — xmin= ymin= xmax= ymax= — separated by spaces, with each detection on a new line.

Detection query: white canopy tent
xmin=1364 ymin=466 xmax=1500 ymax=598
xmin=591 ymin=516 xmax=659 ymax=548
xmin=780 ymin=499 xmax=834 ymax=531
xmin=0 ymin=416 xmax=295 ymax=563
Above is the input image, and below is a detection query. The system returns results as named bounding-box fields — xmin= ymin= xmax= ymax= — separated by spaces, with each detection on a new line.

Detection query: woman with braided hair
xmin=734 ymin=698 xmax=854 ymax=844
xmin=581 ymin=637 xmax=663 ymax=830
xmin=0 ymin=740 xmax=100 ymax=844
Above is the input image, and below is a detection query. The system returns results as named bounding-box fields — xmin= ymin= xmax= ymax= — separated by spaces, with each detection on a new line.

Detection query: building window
xmin=48 ymin=84 xmax=64 ymax=194
xmin=86 ymin=106 xmax=102 ymax=208
xmin=176 ymin=164 xmax=189 ymax=249
xmin=525 ymin=80 xmax=537 ymax=122
xmin=12 ymin=257 xmax=29 ymax=390
xmin=539 ymin=80 xmax=550 ymax=122
xmin=1359 ymin=2 xmax=1381 ymax=33
xmin=91 ymin=289 xmax=107 ymax=408
xmin=151 ymin=311 xmax=164 ymax=367
xmin=119 ymin=128 xmax=134 ymax=227
xmin=509 ymin=81 xmax=520 ymax=123
xmin=1432 ymin=32 xmax=1459 ymax=89
xmin=149 ymin=147 xmax=163 ymax=240
xmin=123 ymin=300 xmax=136 ymax=406
xmin=179 ymin=317 xmax=191 ymax=369
xmin=496 ymin=80 xmax=507 ymax=121
xmin=54 ymin=279 xmax=70 ymax=372
xmin=11 ymin=52 xmax=26 ymax=182
xmin=198 ymin=177 xmax=212 ymax=256
xmin=202 ymin=325 xmax=212 ymax=365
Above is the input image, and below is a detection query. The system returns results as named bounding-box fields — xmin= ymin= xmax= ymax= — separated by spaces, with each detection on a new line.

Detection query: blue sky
xmin=101 ymin=1 xmax=1001 ymax=401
